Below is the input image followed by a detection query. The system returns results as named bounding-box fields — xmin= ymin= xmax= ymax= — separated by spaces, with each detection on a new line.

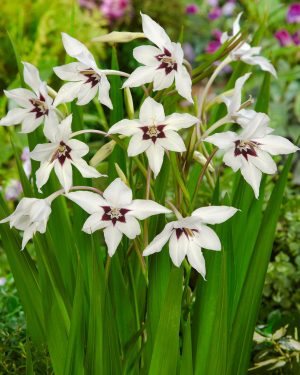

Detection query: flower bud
xmin=92 ymin=32 xmax=145 ymax=44
xmin=193 ymin=151 xmax=215 ymax=172
xmin=90 ymin=140 xmax=116 ymax=167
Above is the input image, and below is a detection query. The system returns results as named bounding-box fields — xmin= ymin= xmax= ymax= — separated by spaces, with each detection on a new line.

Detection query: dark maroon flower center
xmin=156 ymin=48 xmax=177 ymax=75
xmin=176 ymin=227 xmax=198 ymax=239
xmin=30 ymin=94 xmax=49 ymax=118
xmin=80 ymin=68 xmax=101 ymax=88
xmin=101 ymin=206 xmax=130 ymax=225
xmin=234 ymin=140 xmax=260 ymax=160
xmin=140 ymin=125 xmax=166 ymax=143
xmin=51 ymin=141 xmax=72 ymax=165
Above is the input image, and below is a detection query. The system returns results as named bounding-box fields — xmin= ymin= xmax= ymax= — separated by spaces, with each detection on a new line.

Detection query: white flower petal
xmin=98 ymin=74 xmax=112 ymax=109
xmin=164 ymin=113 xmax=198 ymax=131
xmin=116 ymin=216 xmax=140 ymax=239
xmin=195 ymin=225 xmax=221 ymax=251
xmin=143 ymin=222 xmax=174 ymax=256
xmin=127 ymin=132 xmax=151 ymax=157
xmin=140 ymin=12 xmax=172 ymax=51
xmin=192 ymin=205 xmax=238 ymax=224
xmin=133 ymin=45 xmax=162 ymax=66
xmin=153 ymin=70 xmax=175 ymax=91
xmin=57 ymin=115 xmax=72 ymax=142
xmin=227 ymin=73 xmax=251 ymax=114
xmin=240 ymin=158 xmax=262 ymax=199
xmin=160 ymin=130 xmax=186 ymax=152
xmin=186 ymin=242 xmax=206 ymax=278
xmin=103 ymin=225 xmax=123 ymax=256
xmin=22 ymin=226 xmax=36 ymax=250
xmin=205 ymin=131 xmax=237 ymax=149
xmin=21 ymin=114 xmax=43 ymax=133
xmin=4 ymin=88 xmax=35 ymax=108
xmin=67 ymin=139 xmax=89 ymax=158
xmin=122 ymin=66 xmax=156 ymax=88
xmin=82 ymin=213 xmax=109 ymax=234
xmin=108 ymin=119 xmax=141 ymax=136
xmin=103 ymin=178 xmax=132 ymax=207
xmin=259 ymin=135 xmax=299 ymax=155
xmin=61 ymin=33 xmax=97 ymax=68
xmin=146 ymin=144 xmax=165 ymax=178
xmin=223 ymin=147 xmax=242 ymax=172
xmin=239 ymin=113 xmax=270 ymax=140
xmin=66 ymin=191 xmax=107 ymax=214
xmin=54 ymin=159 xmax=73 ymax=192
xmin=127 ymin=199 xmax=171 ymax=219
xmin=44 ymin=110 xmax=59 ymax=142
xmin=0 ymin=108 xmax=29 ymax=126
xmin=249 ymin=150 xmax=277 ymax=174
xmin=35 ymin=162 xmax=55 ymax=192
xmin=22 ymin=62 xmax=43 ymax=95
xmin=76 ymin=82 xmax=98 ymax=105
xmin=175 ymin=66 xmax=193 ymax=103
xmin=53 ymin=81 xmax=83 ymax=106
xmin=53 ymin=62 xmax=87 ymax=81
xmin=72 ymin=157 xmax=102 ymax=178
xmin=30 ymin=143 xmax=57 ymax=162
xmin=139 ymin=97 xmax=165 ymax=124
xmin=169 ymin=231 xmax=189 ymax=267
xmin=242 ymin=55 xmax=277 ymax=78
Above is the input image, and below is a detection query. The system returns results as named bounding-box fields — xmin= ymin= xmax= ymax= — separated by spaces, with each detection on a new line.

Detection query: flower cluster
xmin=0 ymin=13 xmax=298 ymax=278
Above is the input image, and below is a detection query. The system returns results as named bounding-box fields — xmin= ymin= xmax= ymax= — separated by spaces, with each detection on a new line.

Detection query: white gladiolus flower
xmin=222 ymin=13 xmax=277 ymax=77
xmin=53 ymin=33 xmax=114 ymax=109
xmin=123 ymin=13 xmax=193 ymax=103
xmin=30 ymin=114 xmax=104 ymax=193
xmin=143 ymin=206 xmax=238 ymax=278
xmin=66 ymin=178 xmax=171 ymax=256
xmin=108 ymin=97 xmax=198 ymax=178
xmin=0 ymin=197 xmax=53 ymax=249
xmin=205 ymin=113 xmax=299 ymax=198
xmin=222 ymin=72 xmax=257 ymax=126
xmin=0 ymin=62 xmax=57 ymax=138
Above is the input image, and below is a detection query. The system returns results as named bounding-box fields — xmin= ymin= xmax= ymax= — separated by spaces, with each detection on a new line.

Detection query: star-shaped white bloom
xmin=66 ymin=178 xmax=171 ymax=256
xmin=123 ymin=13 xmax=193 ymax=103
xmin=143 ymin=205 xmax=238 ymax=278
xmin=108 ymin=97 xmax=198 ymax=178
xmin=221 ymin=13 xmax=277 ymax=78
xmin=205 ymin=113 xmax=299 ymax=198
xmin=30 ymin=114 xmax=104 ymax=193
xmin=222 ymin=72 xmax=257 ymax=126
xmin=0 ymin=62 xmax=57 ymax=137
xmin=0 ymin=197 xmax=53 ymax=249
xmin=53 ymin=33 xmax=113 ymax=109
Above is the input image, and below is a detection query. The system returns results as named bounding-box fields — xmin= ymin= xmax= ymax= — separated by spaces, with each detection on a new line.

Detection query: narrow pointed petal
xmin=242 ymin=55 xmax=277 ymax=78
xmin=223 ymin=148 xmax=242 ymax=172
xmin=240 ymin=159 xmax=262 ymax=199
xmin=164 ymin=113 xmax=198 ymax=131
xmin=103 ymin=178 xmax=132 ymax=207
xmin=127 ymin=199 xmax=171 ymax=219
xmin=76 ymin=83 xmax=98 ymax=105
xmin=67 ymin=139 xmax=89 ymax=158
xmin=239 ymin=113 xmax=270 ymax=140
xmin=205 ymin=131 xmax=237 ymax=149
xmin=146 ymin=144 xmax=165 ymax=178
xmin=22 ymin=226 xmax=36 ymax=250
xmin=159 ymin=130 xmax=186 ymax=152
xmin=98 ymin=74 xmax=113 ymax=109
xmin=21 ymin=114 xmax=43 ymax=133
xmin=66 ymin=191 xmax=107 ymax=214
xmin=140 ymin=12 xmax=172 ymax=51
xmin=249 ymin=150 xmax=277 ymax=174
xmin=139 ymin=97 xmax=165 ymax=124
xmin=108 ymin=119 xmax=141 ymax=136
xmin=153 ymin=70 xmax=175 ymax=91
xmin=54 ymin=159 xmax=73 ymax=192
xmin=192 ymin=205 xmax=238 ymax=224
xmin=82 ymin=214 xmax=109 ymax=234
xmin=187 ymin=243 xmax=206 ymax=278
xmin=143 ymin=222 xmax=174 ymax=256
xmin=44 ymin=111 xmax=59 ymax=142
xmin=61 ymin=32 xmax=97 ymax=68
xmin=228 ymin=73 xmax=251 ymax=114
xmin=196 ymin=225 xmax=221 ymax=251
xmin=36 ymin=162 xmax=55 ymax=192
xmin=122 ymin=66 xmax=156 ymax=88
xmin=30 ymin=143 xmax=57 ymax=162
xmin=4 ymin=88 xmax=35 ymax=107
xmin=169 ymin=231 xmax=189 ymax=267
xmin=104 ymin=225 xmax=123 ymax=256
xmin=127 ymin=132 xmax=151 ymax=157
xmin=0 ymin=108 xmax=29 ymax=126
xmin=133 ymin=45 xmax=162 ymax=66
xmin=53 ymin=62 xmax=86 ymax=81
xmin=53 ymin=81 xmax=83 ymax=106
xmin=116 ymin=216 xmax=141 ymax=239
xmin=72 ymin=158 xmax=102 ymax=178
xmin=22 ymin=62 xmax=43 ymax=95
xmin=175 ymin=66 xmax=193 ymax=103
xmin=259 ymin=135 xmax=299 ymax=155
xmin=57 ymin=115 xmax=72 ymax=142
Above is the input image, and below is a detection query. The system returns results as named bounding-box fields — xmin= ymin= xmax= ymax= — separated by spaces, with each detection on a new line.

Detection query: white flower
xmin=108 ymin=97 xmax=198 ymax=177
xmin=0 ymin=62 xmax=57 ymax=138
xmin=66 ymin=178 xmax=171 ymax=256
xmin=205 ymin=113 xmax=299 ymax=198
xmin=221 ymin=13 xmax=277 ymax=77
xmin=30 ymin=114 xmax=104 ymax=193
xmin=122 ymin=13 xmax=193 ymax=103
xmin=222 ymin=72 xmax=257 ymax=126
xmin=143 ymin=206 xmax=238 ymax=278
xmin=53 ymin=33 xmax=113 ymax=109
xmin=0 ymin=197 xmax=52 ymax=249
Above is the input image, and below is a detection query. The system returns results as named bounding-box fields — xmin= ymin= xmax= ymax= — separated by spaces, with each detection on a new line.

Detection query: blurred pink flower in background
xmin=5 ymin=179 xmax=23 ymax=201
xmin=0 ymin=277 xmax=7 ymax=286
xmin=292 ymin=31 xmax=300 ymax=45
xmin=208 ymin=7 xmax=222 ymax=20
xmin=222 ymin=1 xmax=236 ymax=16
xmin=101 ymin=0 xmax=130 ymax=21
xmin=274 ymin=29 xmax=294 ymax=46
xmin=21 ymin=147 xmax=32 ymax=178
xmin=207 ymin=0 xmax=219 ymax=6
xmin=205 ymin=29 xmax=222 ymax=53
xmin=78 ymin=0 xmax=98 ymax=10
xmin=287 ymin=3 xmax=300 ymax=23
xmin=183 ymin=42 xmax=196 ymax=62
xmin=186 ymin=4 xmax=199 ymax=14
